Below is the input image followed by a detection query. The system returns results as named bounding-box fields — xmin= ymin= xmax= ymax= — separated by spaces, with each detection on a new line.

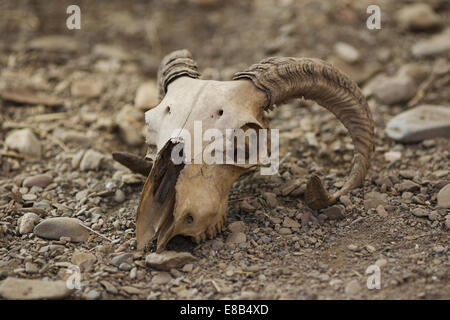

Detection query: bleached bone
xmin=117 ymin=49 xmax=374 ymax=252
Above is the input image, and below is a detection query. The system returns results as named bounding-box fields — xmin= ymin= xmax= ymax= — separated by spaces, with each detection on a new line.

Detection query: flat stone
xmin=412 ymin=28 xmax=450 ymax=57
xmin=437 ymin=183 xmax=450 ymax=209
xmin=386 ymin=105 xmax=450 ymax=142
xmin=110 ymin=252 xmax=133 ymax=267
xmin=151 ymin=272 xmax=172 ymax=285
xmin=25 ymin=262 xmax=39 ymax=274
xmin=115 ymin=104 xmax=144 ymax=146
xmin=34 ymin=217 xmax=91 ymax=242
xmin=71 ymin=79 xmax=103 ymax=98
xmin=278 ymin=227 xmax=291 ymax=235
xmin=227 ymin=232 xmax=247 ymax=244
xmin=228 ymin=221 xmax=246 ymax=233
xmin=23 ymin=174 xmax=53 ymax=188
xmin=80 ymin=149 xmax=104 ymax=171
xmin=5 ymin=128 xmax=42 ymax=158
xmin=384 ymin=151 xmax=402 ymax=162
xmin=263 ymin=192 xmax=278 ymax=208
xmin=93 ymin=44 xmax=130 ymax=60
xmin=364 ymin=191 xmax=388 ymax=209
xmin=114 ymin=189 xmax=126 ymax=203
xmin=22 ymin=194 xmax=37 ymax=201
xmin=375 ymin=258 xmax=387 ymax=268
xmin=282 ymin=217 xmax=300 ymax=228
xmin=322 ymin=205 xmax=345 ymax=220
xmin=100 ymin=280 xmax=118 ymax=294
xmin=71 ymin=251 xmax=96 ymax=271
xmin=396 ymin=3 xmax=441 ymax=31
xmin=344 ymin=279 xmax=361 ymax=297
xmin=334 ymin=42 xmax=360 ymax=63
xmin=0 ymin=277 xmax=74 ymax=299
xmin=412 ymin=208 xmax=428 ymax=217
xmin=145 ymin=251 xmax=196 ymax=270
xmin=19 ymin=212 xmax=40 ymax=234
xmin=29 ymin=35 xmax=79 ymax=53
xmin=396 ymin=180 xmax=420 ymax=192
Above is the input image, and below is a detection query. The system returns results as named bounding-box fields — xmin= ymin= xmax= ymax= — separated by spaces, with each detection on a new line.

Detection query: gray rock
xmin=263 ymin=192 xmax=278 ymax=208
xmin=22 ymin=194 xmax=37 ymax=201
xmin=114 ymin=189 xmax=126 ymax=203
xmin=412 ymin=208 xmax=428 ymax=217
xmin=348 ymin=244 xmax=359 ymax=252
xmin=437 ymin=183 xmax=450 ymax=209
xmin=25 ymin=262 xmax=39 ymax=274
xmin=322 ymin=205 xmax=345 ymax=220
xmin=5 ymin=129 xmax=42 ymax=158
xmin=145 ymin=251 xmax=196 ymax=270
xmin=0 ymin=277 xmax=74 ymax=299
xmin=344 ymin=279 xmax=361 ymax=297
xmin=29 ymin=35 xmax=79 ymax=53
xmin=86 ymin=289 xmax=102 ymax=300
xmin=433 ymin=245 xmax=445 ymax=254
xmin=228 ymin=221 xmax=246 ymax=233
xmin=334 ymin=42 xmax=360 ymax=63
xmin=412 ymin=28 xmax=450 ymax=57
xmin=80 ymin=149 xmax=104 ymax=171
xmin=93 ymin=44 xmax=130 ymax=60
xmin=71 ymin=251 xmax=96 ymax=271
xmin=110 ymin=252 xmax=133 ymax=267
xmin=23 ymin=174 xmax=53 ymax=188
xmin=19 ymin=212 xmax=40 ymax=234
xmin=227 ymin=232 xmax=247 ymax=244
xmin=151 ymin=272 xmax=172 ymax=285
xmin=396 ymin=180 xmax=420 ymax=192
xmin=71 ymin=79 xmax=103 ymax=98
xmin=386 ymin=105 xmax=450 ymax=142
xmin=396 ymin=3 xmax=441 ymax=31
xmin=282 ymin=217 xmax=300 ymax=228
xmin=134 ymin=81 xmax=159 ymax=110
xmin=278 ymin=227 xmax=291 ymax=235
xmin=364 ymin=191 xmax=388 ymax=209
xmin=34 ymin=217 xmax=91 ymax=242
xmin=115 ymin=104 xmax=144 ymax=146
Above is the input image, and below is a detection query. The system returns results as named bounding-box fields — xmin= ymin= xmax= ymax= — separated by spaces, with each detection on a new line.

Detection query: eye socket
xmin=217 ymin=109 xmax=223 ymax=116
xmin=166 ymin=106 xmax=171 ymax=114
xmin=185 ymin=213 xmax=194 ymax=224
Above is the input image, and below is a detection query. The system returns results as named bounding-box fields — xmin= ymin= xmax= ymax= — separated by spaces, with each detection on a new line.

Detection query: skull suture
xmin=114 ymin=50 xmax=374 ymax=252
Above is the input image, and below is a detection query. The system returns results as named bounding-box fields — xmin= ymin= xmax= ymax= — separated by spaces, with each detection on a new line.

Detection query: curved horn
xmin=157 ymin=49 xmax=201 ymax=99
xmin=233 ymin=57 xmax=374 ymax=210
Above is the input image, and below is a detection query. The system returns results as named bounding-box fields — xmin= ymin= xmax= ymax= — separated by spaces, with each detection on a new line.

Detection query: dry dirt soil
xmin=0 ymin=0 xmax=449 ymax=300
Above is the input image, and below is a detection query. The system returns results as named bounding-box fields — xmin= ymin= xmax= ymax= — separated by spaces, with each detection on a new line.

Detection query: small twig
xmin=78 ymin=223 xmax=113 ymax=242
xmin=0 ymin=150 xmax=37 ymax=160
xmin=208 ymin=279 xmax=221 ymax=293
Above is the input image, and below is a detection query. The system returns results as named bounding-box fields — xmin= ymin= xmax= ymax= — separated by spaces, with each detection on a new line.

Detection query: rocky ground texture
xmin=0 ymin=0 xmax=449 ymax=300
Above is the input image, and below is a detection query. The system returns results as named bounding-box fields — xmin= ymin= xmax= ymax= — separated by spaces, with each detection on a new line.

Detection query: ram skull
xmin=114 ymin=49 xmax=374 ymax=252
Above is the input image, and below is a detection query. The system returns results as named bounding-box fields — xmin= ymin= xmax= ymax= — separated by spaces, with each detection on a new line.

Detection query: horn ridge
xmin=234 ymin=57 xmax=374 ymax=209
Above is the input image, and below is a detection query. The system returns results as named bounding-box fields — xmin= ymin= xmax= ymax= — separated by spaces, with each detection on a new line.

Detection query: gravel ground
xmin=0 ymin=0 xmax=449 ymax=300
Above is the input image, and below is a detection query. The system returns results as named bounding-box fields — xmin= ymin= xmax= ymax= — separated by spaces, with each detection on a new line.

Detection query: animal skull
xmin=114 ymin=49 xmax=374 ymax=252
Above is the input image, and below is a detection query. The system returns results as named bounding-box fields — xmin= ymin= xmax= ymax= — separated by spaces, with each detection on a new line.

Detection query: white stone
xmin=5 ymin=128 xmax=42 ymax=158
xmin=134 ymin=81 xmax=159 ymax=110
xmin=19 ymin=212 xmax=40 ymax=234
xmin=80 ymin=149 xmax=104 ymax=171
xmin=386 ymin=105 xmax=450 ymax=142
xmin=437 ymin=183 xmax=450 ymax=209
xmin=334 ymin=42 xmax=360 ymax=64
